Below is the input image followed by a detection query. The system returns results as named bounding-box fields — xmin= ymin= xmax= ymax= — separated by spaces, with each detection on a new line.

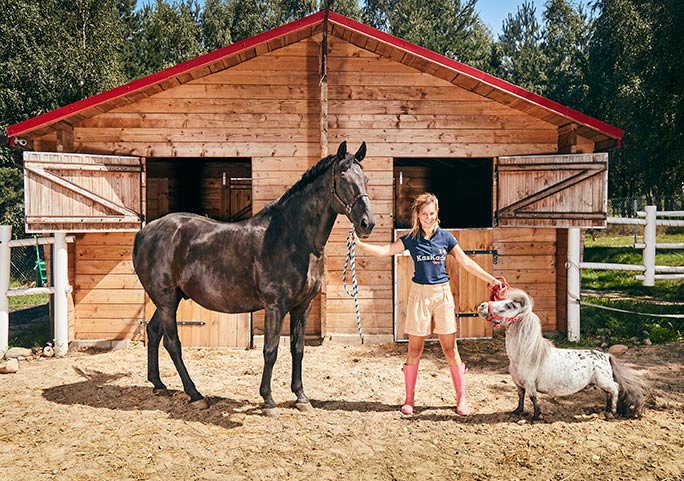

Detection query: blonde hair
xmin=409 ymin=192 xmax=440 ymax=238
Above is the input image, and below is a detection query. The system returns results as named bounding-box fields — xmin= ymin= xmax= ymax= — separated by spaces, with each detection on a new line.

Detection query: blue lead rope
xmin=343 ymin=228 xmax=363 ymax=342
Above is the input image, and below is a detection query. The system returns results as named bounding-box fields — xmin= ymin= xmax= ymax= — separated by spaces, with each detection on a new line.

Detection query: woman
xmin=354 ymin=193 xmax=502 ymax=415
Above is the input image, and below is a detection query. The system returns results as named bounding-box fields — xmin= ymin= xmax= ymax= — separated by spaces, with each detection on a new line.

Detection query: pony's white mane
xmin=504 ymin=289 xmax=552 ymax=375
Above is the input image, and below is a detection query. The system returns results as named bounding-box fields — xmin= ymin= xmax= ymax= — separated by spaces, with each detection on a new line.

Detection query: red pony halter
xmin=485 ymin=276 xmax=519 ymax=327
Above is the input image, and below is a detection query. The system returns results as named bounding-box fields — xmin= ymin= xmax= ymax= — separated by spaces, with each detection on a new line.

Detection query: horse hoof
xmin=190 ymin=398 xmax=210 ymax=410
xmin=295 ymin=401 xmax=313 ymax=413
xmin=262 ymin=407 xmax=279 ymax=417
xmin=604 ymin=411 xmax=615 ymax=420
xmin=153 ymin=388 xmax=170 ymax=397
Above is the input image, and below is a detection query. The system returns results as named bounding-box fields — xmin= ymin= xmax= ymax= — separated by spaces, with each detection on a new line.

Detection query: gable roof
xmin=7 ymin=10 xmax=623 ymax=149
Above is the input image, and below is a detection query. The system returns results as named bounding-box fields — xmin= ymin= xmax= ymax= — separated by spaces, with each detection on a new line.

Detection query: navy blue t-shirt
xmin=400 ymin=228 xmax=458 ymax=285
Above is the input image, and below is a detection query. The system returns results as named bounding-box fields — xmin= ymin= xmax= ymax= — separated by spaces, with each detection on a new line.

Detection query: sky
xmin=476 ymin=0 xmax=542 ymax=38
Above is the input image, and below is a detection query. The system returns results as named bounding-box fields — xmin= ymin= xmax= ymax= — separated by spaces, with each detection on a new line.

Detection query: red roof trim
xmin=8 ymin=9 xmax=623 ymax=143
xmin=326 ymin=11 xmax=623 ymax=141
xmin=7 ymin=11 xmax=327 ymax=138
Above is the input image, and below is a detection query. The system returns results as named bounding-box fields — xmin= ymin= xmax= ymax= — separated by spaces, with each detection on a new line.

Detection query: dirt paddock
xmin=1 ymin=335 xmax=682 ymax=480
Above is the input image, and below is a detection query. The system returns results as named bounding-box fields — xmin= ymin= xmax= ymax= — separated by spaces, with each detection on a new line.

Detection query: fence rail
xmin=0 ymin=226 xmax=74 ymax=357
xmin=566 ymin=206 xmax=684 ymax=341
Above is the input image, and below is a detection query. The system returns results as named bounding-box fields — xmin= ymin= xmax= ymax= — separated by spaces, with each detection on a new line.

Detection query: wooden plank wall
xmin=493 ymin=227 xmax=558 ymax=332
xmin=37 ymin=33 xmax=570 ymax=339
xmin=324 ymin=38 xmax=559 ymax=336
xmin=73 ymin=232 xmax=145 ymax=340
xmin=64 ymin=37 xmax=325 ymax=339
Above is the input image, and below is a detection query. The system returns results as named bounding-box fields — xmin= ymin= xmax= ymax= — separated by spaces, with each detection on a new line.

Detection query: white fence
xmin=0 ymin=226 xmax=73 ymax=357
xmin=566 ymin=206 xmax=684 ymax=341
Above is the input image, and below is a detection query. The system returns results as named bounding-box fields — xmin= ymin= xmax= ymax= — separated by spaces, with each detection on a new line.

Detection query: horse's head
xmin=477 ymin=288 xmax=533 ymax=328
xmin=331 ymin=141 xmax=375 ymax=238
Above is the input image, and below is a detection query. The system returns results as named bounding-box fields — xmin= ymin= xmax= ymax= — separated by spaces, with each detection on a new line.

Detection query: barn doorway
xmin=144 ymin=158 xmax=253 ymax=348
xmin=145 ymin=158 xmax=251 ymax=222
xmin=393 ymin=158 xmax=495 ymax=341
xmin=393 ymin=158 xmax=492 ymax=228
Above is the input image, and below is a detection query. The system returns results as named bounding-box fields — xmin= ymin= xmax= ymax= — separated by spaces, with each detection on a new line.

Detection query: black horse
xmin=133 ymin=141 xmax=375 ymax=415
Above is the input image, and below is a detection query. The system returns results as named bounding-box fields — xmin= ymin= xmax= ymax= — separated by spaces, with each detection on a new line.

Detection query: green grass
xmin=576 ymin=229 xmax=684 ymax=346
xmin=7 ymin=278 xmax=50 ymax=348
xmin=8 ymin=293 xmax=49 ymax=311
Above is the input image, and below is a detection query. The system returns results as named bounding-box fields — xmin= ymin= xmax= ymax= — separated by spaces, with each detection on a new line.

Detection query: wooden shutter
xmin=23 ymin=152 xmax=143 ymax=233
xmin=496 ymin=153 xmax=608 ymax=228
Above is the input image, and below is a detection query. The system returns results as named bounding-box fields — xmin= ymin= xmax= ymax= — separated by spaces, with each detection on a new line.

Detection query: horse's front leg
xmin=529 ymin=391 xmax=542 ymax=421
xmin=290 ymin=303 xmax=313 ymax=412
xmin=512 ymin=385 xmax=525 ymax=416
xmin=260 ymin=304 xmax=286 ymax=416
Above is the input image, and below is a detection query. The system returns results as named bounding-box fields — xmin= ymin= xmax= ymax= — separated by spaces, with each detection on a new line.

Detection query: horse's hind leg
xmin=161 ymin=310 xmax=207 ymax=408
xmin=290 ymin=303 xmax=313 ymax=412
xmin=146 ymin=309 xmax=168 ymax=393
xmin=598 ymin=378 xmax=619 ymax=418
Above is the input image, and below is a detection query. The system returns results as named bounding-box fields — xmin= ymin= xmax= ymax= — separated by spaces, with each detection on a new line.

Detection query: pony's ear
xmin=336 ymin=141 xmax=347 ymax=159
xmin=354 ymin=141 xmax=367 ymax=162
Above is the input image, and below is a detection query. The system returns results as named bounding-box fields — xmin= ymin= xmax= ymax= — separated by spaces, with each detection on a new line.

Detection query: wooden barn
xmin=6 ymin=10 xmax=623 ymax=348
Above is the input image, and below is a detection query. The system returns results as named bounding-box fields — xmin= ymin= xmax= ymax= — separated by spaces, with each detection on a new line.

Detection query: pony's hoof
xmin=604 ymin=411 xmax=615 ymax=420
xmin=262 ymin=407 xmax=279 ymax=417
xmin=190 ymin=398 xmax=210 ymax=410
xmin=295 ymin=401 xmax=313 ymax=413
xmin=153 ymin=388 xmax=170 ymax=397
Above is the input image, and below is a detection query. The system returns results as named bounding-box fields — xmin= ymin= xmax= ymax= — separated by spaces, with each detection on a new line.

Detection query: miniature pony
xmin=478 ymin=289 xmax=648 ymax=420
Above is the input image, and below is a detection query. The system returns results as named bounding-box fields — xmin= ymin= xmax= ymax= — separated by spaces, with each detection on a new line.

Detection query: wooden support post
xmin=319 ymin=18 xmax=329 ymax=338
xmin=558 ymin=123 xmax=578 ymax=154
xmin=55 ymin=122 xmax=74 ymax=153
xmin=559 ymin=122 xmax=578 ymax=337
xmin=567 ymin=227 xmax=581 ymax=342
xmin=0 ymin=225 xmax=11 ymax=357
xmin=643 ymin=206 xmax=656 ymax=286
xmin=53 ymin=232 xmax=69 ymax=356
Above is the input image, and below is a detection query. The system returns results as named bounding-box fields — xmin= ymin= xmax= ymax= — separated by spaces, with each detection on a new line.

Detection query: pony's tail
xmin=609 ymin=354 xmax=650 ymax=418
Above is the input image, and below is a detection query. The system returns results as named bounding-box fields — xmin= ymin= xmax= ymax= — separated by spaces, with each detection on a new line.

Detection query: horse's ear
xmin=336 ymin=141 xmax=347 ymax=159
xmin=354 ymin=141 xmax=367 ymax=162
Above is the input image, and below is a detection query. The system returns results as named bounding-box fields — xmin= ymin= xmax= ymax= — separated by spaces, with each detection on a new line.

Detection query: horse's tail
xmin=609 ymin=354 xmax=650 ymax=418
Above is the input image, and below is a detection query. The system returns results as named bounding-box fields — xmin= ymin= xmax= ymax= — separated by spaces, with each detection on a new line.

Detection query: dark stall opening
xmin=393 ymin=158 xmax=493 ymax=229
xmin=146 ymin=158 xmax=252 ymax=222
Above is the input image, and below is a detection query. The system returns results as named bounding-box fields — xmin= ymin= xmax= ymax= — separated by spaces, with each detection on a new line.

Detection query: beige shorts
xmin=405 ymin=282 xmax=456 ymax=337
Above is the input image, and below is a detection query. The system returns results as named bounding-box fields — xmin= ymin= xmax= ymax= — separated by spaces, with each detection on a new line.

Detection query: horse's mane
xmin=266 ymin=154 xmax=337 ymax=209
xmin=505 ymin=289 xmax=551 ymax=373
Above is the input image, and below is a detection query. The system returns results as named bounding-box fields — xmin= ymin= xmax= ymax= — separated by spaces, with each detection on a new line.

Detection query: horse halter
xmin=331 ymin=159 xmax=369 ymax=214
xmin=484 ymin=301 xmax=520 ymax=327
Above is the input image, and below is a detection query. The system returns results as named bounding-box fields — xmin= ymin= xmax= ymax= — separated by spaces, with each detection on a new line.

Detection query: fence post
xmin=53 ymin=232 xmax=69 ymax=357
xmin=643 ymin=205 xmax=656 ymax=287
xmin=567 ymin=227 xmax=581 ymax=342
xmin=0 ymin=225 xmax=11 ymax=357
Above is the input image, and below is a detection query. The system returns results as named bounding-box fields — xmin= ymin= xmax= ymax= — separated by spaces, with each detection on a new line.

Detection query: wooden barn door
xmin=145 ymin=160 xmax=253 ymax=348
xmin=496 ymin=153 xmax=608 ymax=228
xmin=394 ymin=228 xmax=494 ymax=341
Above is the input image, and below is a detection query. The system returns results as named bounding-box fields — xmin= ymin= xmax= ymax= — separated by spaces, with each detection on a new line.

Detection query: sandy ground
xmin=1 ymin=335 xmax=682 ymax=481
